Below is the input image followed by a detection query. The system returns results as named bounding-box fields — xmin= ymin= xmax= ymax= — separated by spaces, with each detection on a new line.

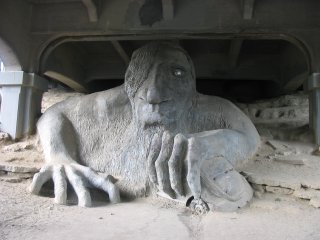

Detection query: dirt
xmin=1 ymin=89 xmax=320 ymax=240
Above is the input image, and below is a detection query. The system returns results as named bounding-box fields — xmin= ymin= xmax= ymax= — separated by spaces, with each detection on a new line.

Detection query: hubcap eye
xmin=172 ymin=68 xmax=185 ymax=77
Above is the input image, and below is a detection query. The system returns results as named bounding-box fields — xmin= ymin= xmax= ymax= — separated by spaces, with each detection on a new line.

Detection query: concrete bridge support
xmin=308 ymin=73 xmax=320 ymax=148
xmin=0 ymin=71 xmax=47 ymax=139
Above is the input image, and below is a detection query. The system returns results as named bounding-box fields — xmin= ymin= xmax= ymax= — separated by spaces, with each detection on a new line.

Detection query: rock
xmin=2 ymin=142 xmax=33 ymax=152
xmin=0 ymin=175 xmax=23 ymax=183
xmin=7 ymin=172 xmax=34 ymax=179
xmin=0 ymin=164 xmax=39 ymax=173
xmin=274 ymin=157 xmax=305 ymax=165
xmin=293 ymin=188 xmax=320 ymax=200
xmin=267 ymin=140 xmax=294 ymax=152
xmin=265 ymin=186 xmax=293 ymax=195
xmin=309 ymin=198 xmax=320 ymax=208
xmin=0 ymin=171 xmax=35 ymax=182
xmin=0 ymin=132 xmax=11 ymax=143
xmin=5 ymin=157 xmax=24 ymax=163
xmin=0 ymin=170 xmax=6 ymax=176
xmin=276 ymin=150 xmax=293 ymax=156
xmin=243 ymin=145 xmax=320 ymax=192
xmin=243 ymin=170 xmax=301 ymax=190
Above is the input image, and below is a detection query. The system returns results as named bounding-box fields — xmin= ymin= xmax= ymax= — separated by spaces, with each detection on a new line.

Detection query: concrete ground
xmin=1 ymin=135 xmax=320 ymax=240
xmin=1 ymin=180 xmax=320 ymax=240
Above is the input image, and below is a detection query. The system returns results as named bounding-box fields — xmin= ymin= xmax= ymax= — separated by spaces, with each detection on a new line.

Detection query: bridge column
xmin=0 ymin=71 xmax=47 ymax=139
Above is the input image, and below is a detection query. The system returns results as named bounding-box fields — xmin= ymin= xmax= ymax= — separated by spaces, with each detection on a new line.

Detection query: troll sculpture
xmin=29 ymin=42 xmax=260 ymax=212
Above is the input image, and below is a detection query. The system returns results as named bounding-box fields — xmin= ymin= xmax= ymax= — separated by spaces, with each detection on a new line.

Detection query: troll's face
xmin=125 ymin=42 xmax=196 ymax=129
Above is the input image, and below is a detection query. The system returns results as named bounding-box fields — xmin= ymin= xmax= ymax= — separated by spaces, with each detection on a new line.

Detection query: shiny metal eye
xmin=173 ymin=68 xmax=184 ymax=77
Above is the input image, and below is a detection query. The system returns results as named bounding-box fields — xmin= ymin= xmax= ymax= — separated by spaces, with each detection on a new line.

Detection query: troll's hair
xmin=124 ymin=41 xmax=195 ymax=99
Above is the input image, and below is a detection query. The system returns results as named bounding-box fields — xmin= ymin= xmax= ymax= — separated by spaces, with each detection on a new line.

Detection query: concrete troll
xmin=29 ymin=42 xmax=260 ymax=212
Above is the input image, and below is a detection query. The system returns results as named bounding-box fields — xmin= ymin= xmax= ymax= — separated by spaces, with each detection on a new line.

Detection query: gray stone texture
xmin=30 ymin=42 xmax=260 ymax=212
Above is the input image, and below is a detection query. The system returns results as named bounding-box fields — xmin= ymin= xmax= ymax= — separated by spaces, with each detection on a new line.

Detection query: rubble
xmin=267 ymin=140 xmax=293 ymax=152
xmin=0 ymin=175 xmax=24 ymax=183
xmin=2 ymin=142 xmax=33 ymax=152
xmin=0 ymin=165 xmax=37 ymax=182
xmin=0 ymin=132 xmax=11 ymax=143
xmin=243 ymin=137 xmax=320 ymax=208
xmin=273 ymin=156 xmax=305 ymax=165
xmin=293 ymin=188 xmax=320 ymax=200
xmin=239 ymin=93 xmax=320 ymax=209
xmin=0 ymin=133 xmax=43 ymax=184
xmin=265 ymin=186 xmax=293 ymax=195
xmin=309 ymin=198 xmax=320 ymax=208
xmin=0 ymin=164 xmax=39 ymax=173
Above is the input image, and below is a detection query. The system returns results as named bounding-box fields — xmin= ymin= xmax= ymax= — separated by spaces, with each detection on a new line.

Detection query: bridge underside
xmin=0 ymin=0 xmax=320 ymax=143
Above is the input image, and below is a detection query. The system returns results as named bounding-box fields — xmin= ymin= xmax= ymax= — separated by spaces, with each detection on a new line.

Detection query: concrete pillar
xmin=0 ymin=71 xmax=47 ymax=139
xmin=308 ymin=73 xmax=320 ymax=146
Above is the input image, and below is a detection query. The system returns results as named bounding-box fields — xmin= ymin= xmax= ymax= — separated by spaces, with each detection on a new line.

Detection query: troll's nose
xmin=146 ymin=87 xmax=163 ymax=104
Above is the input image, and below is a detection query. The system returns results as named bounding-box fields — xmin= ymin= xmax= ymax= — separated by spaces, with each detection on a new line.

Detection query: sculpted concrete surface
xmin=29 ymin=42 xmax=260 ymax=212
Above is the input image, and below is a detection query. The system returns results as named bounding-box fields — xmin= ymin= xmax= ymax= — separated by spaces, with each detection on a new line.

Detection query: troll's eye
xmin=172 ymin=67 xmax=185 ymax=77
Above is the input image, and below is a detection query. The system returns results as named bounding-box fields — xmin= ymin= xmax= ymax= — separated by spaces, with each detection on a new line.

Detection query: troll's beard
xmin=116 ymin=105 xmax=193 ymax=198
xmin=115 ymin=122 xmax=167 ymax=198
